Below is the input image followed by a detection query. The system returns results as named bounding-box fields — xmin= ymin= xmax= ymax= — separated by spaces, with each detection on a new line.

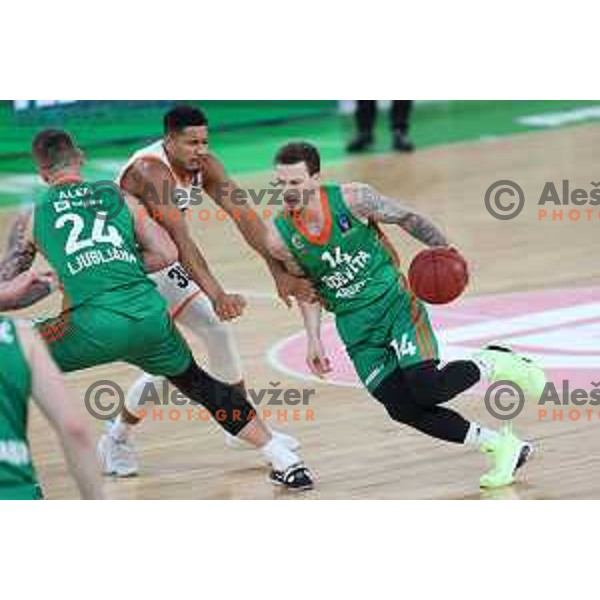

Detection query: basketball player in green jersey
xmin=266 ymin=142 xmax=546 ymax=489
xmin=0 ymin=130 xmax=313 ymax=491
xmin=0 ymin=315 xmax=104 ymax=499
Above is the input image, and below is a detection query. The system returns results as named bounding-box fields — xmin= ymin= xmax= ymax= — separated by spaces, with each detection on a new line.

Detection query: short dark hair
xmin=32 ymin=129 xmax=78 ymax=169
xmin=164 ymin=105 xmax=208 ymax=134
xmin=274 ymin=141 xmax=320 ymax=176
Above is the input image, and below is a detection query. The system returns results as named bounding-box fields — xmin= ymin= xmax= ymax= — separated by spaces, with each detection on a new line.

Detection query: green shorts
xmin=36 ymin=284 xmax=192 ymax=377
xmin=0 ymin=482 xmax=44 ymax=500
xmin=336 ymin=284 xmax=439 ymax=392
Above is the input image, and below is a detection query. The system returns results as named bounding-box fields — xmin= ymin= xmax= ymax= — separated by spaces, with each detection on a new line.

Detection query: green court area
xmin=1 ymin=100 xmax=599 ymax=208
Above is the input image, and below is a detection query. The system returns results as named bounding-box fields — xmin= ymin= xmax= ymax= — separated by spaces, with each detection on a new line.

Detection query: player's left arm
xmin=0 ymin=210 xmax=55 ymax=308
xmin=0 ymin=270 xmax=56 ymax=311
xmin=202 ymin=154 xmax=316 ymax=306
xmin=343 ymin=183 xmax=450 ymax=247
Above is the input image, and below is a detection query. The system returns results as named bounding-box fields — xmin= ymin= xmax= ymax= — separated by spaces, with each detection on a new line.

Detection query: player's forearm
xmin=174 ymin=234 xmax=224 ymax=300
xmin=349 ymin=185 xmax=449 ymax=247
xmin=371 ymin=198 xmax=449 ymax=246
xmin=141 ymin=250 xmax=174 ymax=273
xmin=233 ymin=209 xmax=272 ymax=258
xmin=0 ymin=284 xmax=18 ymax=310
xmin=0 ymin=274 xmax=53 ymax=310
xmin=0 ymin=212 xmax=36 ymax=281
xmin=300 ymin=301 xmax=322 ymax=342
xmin=0 ymin=281 xmax=52 ymax=310
xmin=395 ymin=212 xmax=449 ymax=247
xmin=59 ymin=423 xmax=105 ymax=499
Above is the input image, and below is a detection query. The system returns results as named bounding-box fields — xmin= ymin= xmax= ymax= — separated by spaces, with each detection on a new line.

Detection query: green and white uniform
xmin=275 ymin=183 xmax=438 ymax=391
xmin=33 ymin=180 xmax=191 ymax=376
xmin=0 ymin=317 xmax=42 ymax=500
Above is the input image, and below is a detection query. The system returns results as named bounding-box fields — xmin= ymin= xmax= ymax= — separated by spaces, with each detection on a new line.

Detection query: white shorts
xmin=150 ymin=262 xmax=243 ymax=383
xmin=151 ymin=261 xmax=203 ymax=318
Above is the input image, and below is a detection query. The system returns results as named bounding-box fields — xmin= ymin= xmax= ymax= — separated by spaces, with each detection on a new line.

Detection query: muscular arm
xmin=203 ymin=155 xmax=316 ymax=306
xmin=17 ymin=321 xmax=104 ymax=499
xmin=0 ymin=210 xmax=54 ymax=308
xmin=203 ymin=155 xmax=277 ymax=261
xmin=344 ymin=183 xmax=449 ymax=247
xmin=124 ymin=192 xmax=178 ymax=273
xmin=0 ymin=211 xmax=36 ymax=280
xmin=299 ymin=300 xmax=322 ymax=342
xmin=0 ymin=270 xmax=56 ymax=311
xmin=121 ymin=158 xmax=225 ymax=300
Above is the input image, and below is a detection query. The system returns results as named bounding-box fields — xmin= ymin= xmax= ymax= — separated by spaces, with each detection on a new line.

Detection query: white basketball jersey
xmin=118 ymin=139 xmax=204 ymax=211
xmin=118 ymin=140 xmax=204 ymax=314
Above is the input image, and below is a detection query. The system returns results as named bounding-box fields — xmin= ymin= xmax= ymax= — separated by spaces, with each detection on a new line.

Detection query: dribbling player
xmin=265 ymin=141 xmax=546 ymax=488
xmin=101 ymin=106 xmax=311 ymax=476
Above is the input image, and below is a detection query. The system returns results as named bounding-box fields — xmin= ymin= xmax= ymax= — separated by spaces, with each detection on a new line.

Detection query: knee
xmin=372 ymin=370 xmax=422 ymax=424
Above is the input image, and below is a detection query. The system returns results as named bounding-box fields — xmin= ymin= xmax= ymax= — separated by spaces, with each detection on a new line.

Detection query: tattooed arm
xmin=0 ymin=270 xmax=56 ymax=311
xmin=343 ymin=183 xmax=449 ymax=247
xmin=0 ymin=211 xmax=37 ymax=280
xmin=0 ymin=210 xmax=54 ymax=309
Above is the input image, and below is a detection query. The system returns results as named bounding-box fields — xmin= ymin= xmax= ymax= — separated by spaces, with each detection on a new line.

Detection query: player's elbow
xmin=151 ymin=229 xmax=179 ymax=269
xmin=157 ymin=237 xmax=179 ymax=268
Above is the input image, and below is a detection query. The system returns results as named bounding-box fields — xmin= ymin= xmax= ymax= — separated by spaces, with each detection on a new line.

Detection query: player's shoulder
xmin=338 ymin=181 xmax=374 ymax=210
xmin=123 ymin=153 xmax=173 ymax=191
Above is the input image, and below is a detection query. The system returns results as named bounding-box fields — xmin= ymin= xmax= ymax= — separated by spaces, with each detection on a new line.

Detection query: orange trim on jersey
xmin=415 ymin=295 xmax=435 ymax=358
xmin=293 ymin=187 xmax=332 ymax=246
xmin=170 ymin=289 xmax=204 ymax=319
xmin=51 ymin=174 xmax=84 ymax=186
xmin=409 ymin=290 xmax=427 ymax=358
xmin=119 ymin=155 xmax=175 ymax=187
xmin=373 ymin=222 xmax=402 ymax=269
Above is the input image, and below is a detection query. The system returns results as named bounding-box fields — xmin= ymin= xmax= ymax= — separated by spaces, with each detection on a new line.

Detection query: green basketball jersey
xmin=33 ymin=180 xmax=154 ymax=309
xmin=275 ymin=183 xmax=438 ymax=391
xmin=0 ymin=317 xmax=40 ymax=500
xmin=274 ymin=183 xmax=400 ymax=314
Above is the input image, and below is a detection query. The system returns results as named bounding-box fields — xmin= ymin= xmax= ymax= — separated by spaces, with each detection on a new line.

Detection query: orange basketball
xmin=408 ymin=247 xmax=469 ymax=305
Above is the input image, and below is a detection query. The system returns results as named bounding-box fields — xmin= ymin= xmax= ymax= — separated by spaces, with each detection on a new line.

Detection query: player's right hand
xmin=274 ymin=271 xmax=318 ymax=307
xmin=306 ymin=339 xmax=332 ymax=378
xmin=213 ymin=292 xmax=247 ymax=321
xmin=14 ymin=269 xmax=57 ymax=296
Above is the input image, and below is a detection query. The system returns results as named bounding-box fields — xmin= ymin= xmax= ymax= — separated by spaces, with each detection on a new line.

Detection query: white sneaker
xmin=224 ymin=430 xmax=301 ymax=452
xmin=97 ymin=433 xmax=139 ymax=477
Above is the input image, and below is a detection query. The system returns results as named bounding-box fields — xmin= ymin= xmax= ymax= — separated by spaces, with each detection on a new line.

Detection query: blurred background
xmin=2 ymin=100 xmax=600 ymax=209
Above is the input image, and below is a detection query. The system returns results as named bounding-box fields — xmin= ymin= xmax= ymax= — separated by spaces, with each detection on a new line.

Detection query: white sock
xmin=109 ymin=418 xmax=131 ymax=443
xmin=126 ymin=372 xmax=161 ymax=417
xmin=261 ymin=437 xmax=299 ymax=472
xmin=464 ymin=422 xmax=500 ymax=447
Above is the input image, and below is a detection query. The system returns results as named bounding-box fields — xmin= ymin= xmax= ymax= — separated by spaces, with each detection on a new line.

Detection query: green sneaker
xmin=480 ymin=425 xmax=533 ymax=488
xmin=474 ymin=344 xmax=547 ymax=398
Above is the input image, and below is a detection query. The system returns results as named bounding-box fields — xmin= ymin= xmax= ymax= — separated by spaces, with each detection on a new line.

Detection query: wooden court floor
xmin=3 ymin=124 xmax=600 ymax=499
